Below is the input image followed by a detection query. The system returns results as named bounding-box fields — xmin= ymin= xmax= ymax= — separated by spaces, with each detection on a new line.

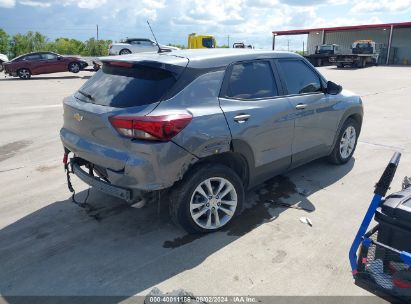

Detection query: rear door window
xmin=278 ymin=60 xmax=322 ymax=95
xmin=226 ymin=61 xmax=278 ymax=99
xmin=41 ymin=53 xmax=58 ymax=60
xmin=75 ymin=64 xmax=178 ymax=108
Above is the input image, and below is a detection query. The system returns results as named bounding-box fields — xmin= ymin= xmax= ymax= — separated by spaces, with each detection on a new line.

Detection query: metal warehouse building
xmin=272 ymin=22 xmax=411 ymax=65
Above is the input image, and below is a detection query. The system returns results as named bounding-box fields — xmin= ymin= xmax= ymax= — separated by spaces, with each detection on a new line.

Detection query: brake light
xmin=63 ymin=152 xmax=68 ymax=165
xmin=109 ymin=61 xmax=133 ymax=68
xmin=109 ymin=114 xmax=192 ymax=141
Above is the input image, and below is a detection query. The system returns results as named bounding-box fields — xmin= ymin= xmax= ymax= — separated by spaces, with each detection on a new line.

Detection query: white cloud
xmin=351 ymin=0 xmax=411 ymax=13
xmin=1 ymin=0 xmax=406 ymax=49
xmin=0 ymin=0 xmax=15 ymax=8
xmin=19 ymin=0 xmax=51 ymax=7
xmin=62 ymin=0 xmax=107 ymax=9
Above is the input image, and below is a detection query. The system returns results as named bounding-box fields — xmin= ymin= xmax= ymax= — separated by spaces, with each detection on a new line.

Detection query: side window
xmin=278 ymin=60 xmax=322 ymax=95
xmin=130 ymin=40 xmax=140 ymax=45
xmin=24 ymin=54 xmax=41 ymax=61
xmin=226 ymin=61 xmax=278 ymax=99
xmin=41 ymin=53 xmax=57 ymax=60
xmin=140 ymin=41 xmax=153 ymax=46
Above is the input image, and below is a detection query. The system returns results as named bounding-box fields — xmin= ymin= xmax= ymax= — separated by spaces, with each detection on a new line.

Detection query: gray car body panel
xmin=60 ymin=49 xmax=363 ymax=194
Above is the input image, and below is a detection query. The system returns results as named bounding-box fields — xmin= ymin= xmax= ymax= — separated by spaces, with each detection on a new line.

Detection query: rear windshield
xmin=75 ymin=64 xmax=177 ymax=108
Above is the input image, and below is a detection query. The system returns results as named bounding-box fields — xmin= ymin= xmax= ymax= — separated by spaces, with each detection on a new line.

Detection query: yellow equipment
xmin=188 ymin=33 xmax=216 ymax=49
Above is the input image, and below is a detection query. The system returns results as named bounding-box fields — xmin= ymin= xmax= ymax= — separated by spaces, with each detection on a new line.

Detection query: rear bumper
xmin=60 ymin=128 xmax=198 ymax=192
xmin=71 ymin=160 xmax=133 ymax=202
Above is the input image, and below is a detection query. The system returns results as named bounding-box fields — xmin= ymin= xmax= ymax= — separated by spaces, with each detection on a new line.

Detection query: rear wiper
xmin=77 ymin=90 xmax=95 ymax=101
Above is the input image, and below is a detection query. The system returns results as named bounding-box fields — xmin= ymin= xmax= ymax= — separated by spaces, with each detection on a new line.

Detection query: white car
xmin=0 ymin=53 xmax=9 ymax=72
xmin=108 ymin=38 xmax=179 ymax=55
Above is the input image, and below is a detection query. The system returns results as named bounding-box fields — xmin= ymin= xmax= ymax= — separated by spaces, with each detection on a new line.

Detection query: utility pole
xmin=96 ymin=24 xmax=99 ymax=41
xmin=227 ymin=35 xmax=230 ymax=48
xmin=303 ymin=41 xmax=305 ymax=56
xmin=287 ymin=39 xmax=290 ymax=51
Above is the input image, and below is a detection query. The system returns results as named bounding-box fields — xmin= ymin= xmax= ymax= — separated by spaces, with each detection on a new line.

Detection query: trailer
xmin=329 ymin=40 xmax=379 ymax=68
xmin=305 ymin=44 xmax=340 ymax=67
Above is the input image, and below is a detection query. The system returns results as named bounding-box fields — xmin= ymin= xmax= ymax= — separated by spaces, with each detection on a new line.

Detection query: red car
xmin=3 ymin=51 xmax=88 ymax=79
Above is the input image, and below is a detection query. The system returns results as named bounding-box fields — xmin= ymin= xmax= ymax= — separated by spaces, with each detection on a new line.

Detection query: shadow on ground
xmin=0 ymin=158 xmax=354 ymax=300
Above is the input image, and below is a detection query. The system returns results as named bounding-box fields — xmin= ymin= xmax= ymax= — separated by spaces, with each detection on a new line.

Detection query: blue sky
xmin=0 ymin=0 xmax=410 ymax=50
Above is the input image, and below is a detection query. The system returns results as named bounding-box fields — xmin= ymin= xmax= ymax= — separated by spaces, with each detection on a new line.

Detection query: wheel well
xmin=120 ymin=48 xmax=131 ymax=53
xmin=193 ymin=152 xmax=249 ymax=187
xmin=347 ymin=113 xmax=362 ymax=131
xmin=17 ymin=67 xmax=31 ymax=76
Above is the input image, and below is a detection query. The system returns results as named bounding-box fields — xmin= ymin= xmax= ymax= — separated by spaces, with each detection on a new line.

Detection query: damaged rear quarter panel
xmin=152 ymin=70 xmax=232 ymax=160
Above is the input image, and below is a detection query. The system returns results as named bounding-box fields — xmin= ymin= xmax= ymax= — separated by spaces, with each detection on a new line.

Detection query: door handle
xmin=233 ymin=114 xmax=251 ymax=123
xmin=295 ymin=103 xmax=307 ymax=110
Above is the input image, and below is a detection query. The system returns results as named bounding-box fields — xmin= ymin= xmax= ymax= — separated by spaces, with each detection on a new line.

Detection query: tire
xmin=69 ymin=62 xmax=81 ymax=73
xmin=328 ymin=118 xmax=360 ymax=165
xmin=336 ymin=63 xmax=343 ymax=68
xmin=119 ymin=49 xmax=131 ymax=55
xmin=360 ymin=58 xmax=366 ymax=68
xmin=18 ymin=68 xmax=31 ymax=79
xmin=0 ymin=61 xmax=3 ymax=72
xmin=169 ymin=163 xmax=244 ymax=234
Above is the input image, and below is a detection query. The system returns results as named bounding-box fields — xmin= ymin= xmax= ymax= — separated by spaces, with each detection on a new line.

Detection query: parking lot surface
xmin=1 ymin=66 xmax=410 ymax=300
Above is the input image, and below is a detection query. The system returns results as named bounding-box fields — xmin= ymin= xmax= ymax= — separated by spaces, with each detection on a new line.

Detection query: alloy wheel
xmin=120 ymin=49 xmax=131 ymax=55
xmin=19 ymin=69 xmax=30 ymax=79
xmin=70 ymin=63 xmax=80 ymax=73
xmin=339 ymin=126 xmax=356 ymax=159
xmin=189 ymin=177 xmax=238 ymax=230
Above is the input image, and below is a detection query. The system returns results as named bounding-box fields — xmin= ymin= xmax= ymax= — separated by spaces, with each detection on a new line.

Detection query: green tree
xmin=48 ymin=38 xmax=85 ymax=55
xmin=82 ymin=38 xmax=111 ymax=56
xmin=9 ymin=31 xmax=48 ymax=57
xmin=167 ymin=43 xmax=186 ymax=49
xmin=0 ymin=28 xmax=9 ymax=54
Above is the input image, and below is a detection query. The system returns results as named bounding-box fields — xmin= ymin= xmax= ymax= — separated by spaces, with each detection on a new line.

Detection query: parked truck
xmin=305 ymin=44 xmax=340 ymax=67
xmin=329 ymin=40 xmax=379 ymax=68
xmin=188 ymin=33 xmax=216 ymax=49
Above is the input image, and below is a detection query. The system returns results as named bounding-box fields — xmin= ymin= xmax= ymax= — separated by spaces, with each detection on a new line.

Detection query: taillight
xmin=63 ymin=152 xmax=68 ymax=165
xmin=109 ymin=44 xmax=112 ymax=49
xmin=109 ymin=114 xmax=192 ymax=141
xmin=109 ymin=61 xmax=133 ymax=68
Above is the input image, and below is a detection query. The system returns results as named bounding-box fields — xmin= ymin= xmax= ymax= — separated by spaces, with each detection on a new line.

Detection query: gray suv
xmin=61 ymin=49 xmax=363 ymax=233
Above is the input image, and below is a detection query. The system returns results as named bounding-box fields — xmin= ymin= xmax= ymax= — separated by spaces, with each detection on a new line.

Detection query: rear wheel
xmin=18 ymin=68 xmax=31 ymax=79
xmin=0 ymin=61 xmax=4 ymax=72
xmin=69 ymin=62 xmax=81 ymax=73
xmin=169 ymin=163 xmax=244 ymax=233
xmin=328 ymin=118 xmax=359 ymax=164
xmin=119 ymin=49 xmax=131 ymax=55
xmin=360 ymin=58 xmax=366 ymax=68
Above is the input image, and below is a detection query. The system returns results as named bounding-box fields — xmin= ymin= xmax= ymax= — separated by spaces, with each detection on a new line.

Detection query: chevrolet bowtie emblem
xmin=73 ymin=113 xmax=83 ymax=122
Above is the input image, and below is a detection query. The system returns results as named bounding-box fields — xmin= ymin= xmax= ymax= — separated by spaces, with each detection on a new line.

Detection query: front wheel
xmin=69 ymin=62 xmax=81 ymax=73
xmin=328 ymin=118 xmax=359 ymax=164
xmin=169 ymin=164 xmax=244 ymax=233
xmin=18 ymin=68 xmax=31 ymax=79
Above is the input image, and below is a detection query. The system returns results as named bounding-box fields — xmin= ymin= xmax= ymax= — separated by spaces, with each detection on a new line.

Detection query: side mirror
xmin=326 ymin=80 xmax=342 ymax=95
xmin=57 ymin=56 xmax=63 ymax=60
